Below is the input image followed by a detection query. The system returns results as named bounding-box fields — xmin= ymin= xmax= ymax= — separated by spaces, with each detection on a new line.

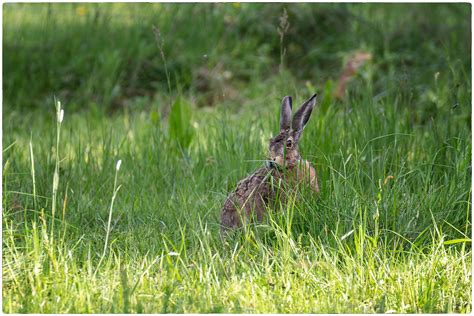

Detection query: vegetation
xmin=3 ymin=3 xmax=471 ymax=313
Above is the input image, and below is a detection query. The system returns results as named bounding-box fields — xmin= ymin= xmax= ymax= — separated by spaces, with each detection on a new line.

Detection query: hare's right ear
xmin=280 ymin=96 xmax=292 ymax=131
xmin=292 ymin=93 xmax=317 ymax=133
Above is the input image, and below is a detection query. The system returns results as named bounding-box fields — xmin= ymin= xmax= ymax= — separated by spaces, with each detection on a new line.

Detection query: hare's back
xmin=220 ymin=167 xmax=273 ymax=229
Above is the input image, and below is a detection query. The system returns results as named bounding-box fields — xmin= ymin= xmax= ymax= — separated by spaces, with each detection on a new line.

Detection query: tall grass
xmin=3 ymin=82 xmax=471 ymax=312
xmin=2 ymin=2 xmax=471 ymax=314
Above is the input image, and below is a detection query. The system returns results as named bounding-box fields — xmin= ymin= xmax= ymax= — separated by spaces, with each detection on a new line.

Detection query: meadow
xmin=2 ymin=3 xmax=472 ymax=313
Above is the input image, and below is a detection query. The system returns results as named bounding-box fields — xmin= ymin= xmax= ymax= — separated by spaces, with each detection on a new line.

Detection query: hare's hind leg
xmin=220 ymin=197 xmax=242 ymax=231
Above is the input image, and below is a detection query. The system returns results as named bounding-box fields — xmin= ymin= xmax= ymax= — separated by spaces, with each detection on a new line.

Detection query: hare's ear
xmin=280 ymin=96 xmax=292 ymax=131
xmin=292 ymin=93 xmax=317 ymax=133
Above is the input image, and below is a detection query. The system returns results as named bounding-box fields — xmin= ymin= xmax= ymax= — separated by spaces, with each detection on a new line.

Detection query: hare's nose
xmin=266 ymin=159 xmax=276 ymax=169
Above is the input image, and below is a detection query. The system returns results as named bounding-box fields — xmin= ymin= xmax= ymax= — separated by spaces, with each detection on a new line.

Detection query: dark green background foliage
xmin=2 ymin=3 xmax=472 ymax=313
xmin=3 ymin=3 xmax=471 ymax=112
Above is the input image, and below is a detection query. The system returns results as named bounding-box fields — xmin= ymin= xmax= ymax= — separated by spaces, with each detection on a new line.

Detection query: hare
xmin=220 ymin=94 xmax=319 ymax=232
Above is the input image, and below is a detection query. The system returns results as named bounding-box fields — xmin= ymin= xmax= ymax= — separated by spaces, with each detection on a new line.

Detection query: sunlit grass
xmin=2 ymin=2 xmax=471 ymax=313
xmin=3 ymin=85 xmax=471 ymax=312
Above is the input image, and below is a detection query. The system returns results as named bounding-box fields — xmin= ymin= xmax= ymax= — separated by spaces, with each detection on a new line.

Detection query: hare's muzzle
xmin=266 ymin=157 xmax=284 ymax=170
xmin=265 ymin=159 xmax=276 ymax=169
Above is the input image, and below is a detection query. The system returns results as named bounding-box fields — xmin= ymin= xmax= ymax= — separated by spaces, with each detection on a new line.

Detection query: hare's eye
xmin=286 ymin=139 xmax=293 ymax=148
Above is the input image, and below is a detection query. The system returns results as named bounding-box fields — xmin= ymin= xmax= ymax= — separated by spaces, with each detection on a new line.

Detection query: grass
xmin=3 ymin=3 xmax=470 ymax=110
xmin=2 ymin=3 xmax=472 ymax=314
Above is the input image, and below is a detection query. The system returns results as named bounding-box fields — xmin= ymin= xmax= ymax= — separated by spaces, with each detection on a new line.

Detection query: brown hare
xmin=220 ymin=94 xmax=319 ymax=233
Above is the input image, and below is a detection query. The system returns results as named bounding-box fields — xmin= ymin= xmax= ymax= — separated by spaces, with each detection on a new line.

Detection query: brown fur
xmin=220 ymin=167 xmax=282 ymax=230
xmin=292 ymin=159 xmax=319 ymax=193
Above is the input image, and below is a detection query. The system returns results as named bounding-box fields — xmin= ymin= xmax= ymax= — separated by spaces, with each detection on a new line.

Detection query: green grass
xmin=2 ymin=3 xmax=472 ymax=313
xmin=3 ymin=3 xmax=470 ymax=110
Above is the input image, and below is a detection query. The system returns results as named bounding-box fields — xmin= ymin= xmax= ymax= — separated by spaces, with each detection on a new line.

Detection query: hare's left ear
xmin=280 ymin=96 xmax=292 ymax=131
xmin=292 ymin=93 xmax=317 ymax=133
